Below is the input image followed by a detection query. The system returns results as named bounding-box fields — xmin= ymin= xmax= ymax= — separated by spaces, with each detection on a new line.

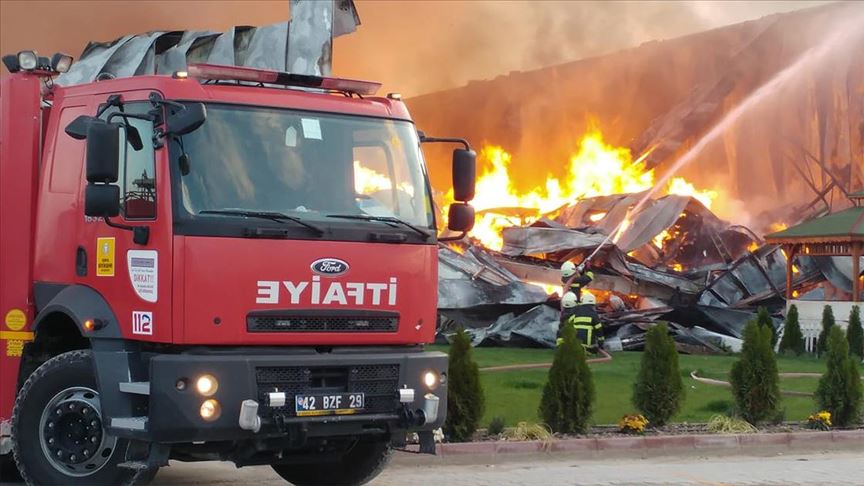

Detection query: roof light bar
xmin=186 ymin=63 xmax=382 ymax=96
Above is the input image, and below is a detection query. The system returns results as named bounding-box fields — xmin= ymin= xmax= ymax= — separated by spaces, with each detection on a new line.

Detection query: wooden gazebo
xmin=765 ymin=192 xmax=864 ymax=302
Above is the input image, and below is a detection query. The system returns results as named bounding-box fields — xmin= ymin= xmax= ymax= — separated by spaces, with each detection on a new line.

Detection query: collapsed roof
xmin=57 ymin=0 xmax=360 ymax=85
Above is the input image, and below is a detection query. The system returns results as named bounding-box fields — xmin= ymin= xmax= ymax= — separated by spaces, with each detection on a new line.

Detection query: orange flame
xmin=442 ymin=128 xmax=718 ymax=250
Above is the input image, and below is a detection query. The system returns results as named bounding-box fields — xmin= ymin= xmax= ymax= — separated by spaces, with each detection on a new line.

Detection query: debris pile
xmin=437 ymin=192 xmax=859 ymax=354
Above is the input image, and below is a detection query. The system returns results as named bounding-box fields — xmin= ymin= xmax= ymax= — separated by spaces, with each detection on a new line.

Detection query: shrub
xmin=778 ymin=304 xmax=806 ymax=356
xmin=847 ymin=305 xmax=863 ymax=360
xmin=729 ymin=320 xmax=781 ymax=424
xmin=815 ymin=326 xmax=863 ymax=427
xmin=632 ymin=323 xmax=684 ymax=426
xmin=487 ymin=416 xmax=506 ymax=437
xmin=816 ymin=305 xmax=836 ymax=356
xmin=503 ymin=422 xmax=553 ymax=442
xmin=444 ymin=328 xmax=485 ymax=442
xmin=755 ymin=306 xmax=777 ymax=347
xmin=707 ymin=414 xmax=757 ymax=434
xmin=539 ymin=324 xmax=595 ymax=434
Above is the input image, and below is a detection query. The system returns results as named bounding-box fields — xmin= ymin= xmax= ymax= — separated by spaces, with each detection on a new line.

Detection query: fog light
xmin=196 ymin=374 xmax=218 ymax=396
xmin=17 ymin=51 xmax=37 ymax=70
xmin=423 ymin=371 xmax=439 ymax=390
xmin=200 ymin=399 xmax=221 ymax=421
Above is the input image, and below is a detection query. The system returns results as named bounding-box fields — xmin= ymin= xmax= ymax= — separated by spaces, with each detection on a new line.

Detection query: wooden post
xmin=785 ymin=244 xmax=795 ymax=301
xmin=853 ymin=242 xmax=861 ymax=303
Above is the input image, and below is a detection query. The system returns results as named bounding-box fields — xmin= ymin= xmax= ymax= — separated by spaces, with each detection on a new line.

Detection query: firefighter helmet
xmin=561 ymin=261 xmax=577 ymax=278
xmin=581 ymin=291 xmax=597 ymax=305
xmin=562 ymin=291 xmax=579 ymax=308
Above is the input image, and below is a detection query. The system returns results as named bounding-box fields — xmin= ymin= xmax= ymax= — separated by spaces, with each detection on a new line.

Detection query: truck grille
xmin=255 ymin=364 xmax=400 ymax=418
xmin=247 ymin=311 xmax=399 ymax=333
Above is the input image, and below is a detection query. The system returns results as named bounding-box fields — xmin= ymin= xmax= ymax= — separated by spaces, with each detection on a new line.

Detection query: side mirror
xmin=86 ymin=122 xmax=120 ymax=183
xmin=65 ymin=115 xmax=101 ymax=140
xmin=85 ymin=184 xmax=120 ymax=217
xmin=166 ymin=103 xmax=206 ymax=136
xmin=452 ymin=149 xmax=476 ymax=202
xmin=447 ymin=202 xmax=475 ymax=233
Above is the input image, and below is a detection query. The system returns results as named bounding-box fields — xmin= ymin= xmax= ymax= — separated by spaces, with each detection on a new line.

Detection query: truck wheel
xmin=11 ymin=350 xmax=156 ymax=485
xmin=271 ymin=440 xmax=392 ymax=486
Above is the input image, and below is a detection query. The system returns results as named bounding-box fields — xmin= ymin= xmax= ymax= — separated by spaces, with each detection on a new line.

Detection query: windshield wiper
xmin=199 ymin=209 xmax=325 ymax=235
xmin=326 ymin=214 xmax=432 ymax=239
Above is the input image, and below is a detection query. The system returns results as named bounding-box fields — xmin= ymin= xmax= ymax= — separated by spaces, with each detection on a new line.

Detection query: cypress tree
xmin=444 ymin=328 xmax=485 ymax=442
xmin=633 ymin=323 xmax=684 ymax=426
xmin=756 ymin=306 xmax=778 ymax=348
xmin=539 ymin=324 xmax=595 ymax=434
xmin=847 ymin=306 xmax=863 ymax=361
xmin=778 ymin=305 xmax=806 ymax=356
xmin=730 ymin=320 xmax=781 ymax=424
xmin=817 ymin=305 xmax=836 ymax=356
xmin=815 ymin=326 xmax=863 ymax=427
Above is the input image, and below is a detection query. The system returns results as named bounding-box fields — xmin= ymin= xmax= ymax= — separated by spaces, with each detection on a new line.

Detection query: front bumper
xmin=135 ymin=348 xmax=447 ymax=443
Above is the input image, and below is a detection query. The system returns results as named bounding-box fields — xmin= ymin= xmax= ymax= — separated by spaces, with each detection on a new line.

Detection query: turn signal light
xmin=82 ymin=319 xmax=104 ymax=332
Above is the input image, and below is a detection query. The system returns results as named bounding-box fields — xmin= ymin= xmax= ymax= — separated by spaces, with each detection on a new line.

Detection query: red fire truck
xmin=0 ymin=50 xmax=475 ymax=485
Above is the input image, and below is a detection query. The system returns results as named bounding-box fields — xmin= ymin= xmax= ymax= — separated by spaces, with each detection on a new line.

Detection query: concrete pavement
xmin=153 ymin=450 xmax=864 ymax=485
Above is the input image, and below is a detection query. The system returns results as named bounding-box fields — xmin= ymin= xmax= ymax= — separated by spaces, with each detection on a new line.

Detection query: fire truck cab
xmin=0 ymin=51 xmax=475 ymax=485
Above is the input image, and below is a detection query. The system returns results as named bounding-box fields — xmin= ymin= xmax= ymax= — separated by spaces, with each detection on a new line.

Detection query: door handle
xmin=76 ymin=246 xmax=87 ymax=276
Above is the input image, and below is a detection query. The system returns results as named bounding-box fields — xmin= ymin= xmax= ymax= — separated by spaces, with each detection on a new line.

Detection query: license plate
xmin=295 ymin=393 xmax=365 ymax=416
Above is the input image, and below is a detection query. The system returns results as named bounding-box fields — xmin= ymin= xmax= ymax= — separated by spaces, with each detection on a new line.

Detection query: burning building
xmin=424 ymin=2 xmax=864 ymax=351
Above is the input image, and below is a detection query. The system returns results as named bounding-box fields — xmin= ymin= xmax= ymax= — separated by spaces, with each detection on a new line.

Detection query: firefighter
xmin=556 ymin=291 xmax=579 ymax=347
xmin=559 ymin=291 xmax=604 ymax=351
xmin=560 ymin=261 xmax=594 ymax=302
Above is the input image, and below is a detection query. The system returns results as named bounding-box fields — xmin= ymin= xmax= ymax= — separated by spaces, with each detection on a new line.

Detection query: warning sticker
xmin=96 ymin=237 xmax=115 ymax=277
xmin=127 ymin=250 xmax=158 ymax=303
xmin=5 ymin=309 xmax=27 ymax=331
xmin=301 ymin=118 xmax=322 ymax=140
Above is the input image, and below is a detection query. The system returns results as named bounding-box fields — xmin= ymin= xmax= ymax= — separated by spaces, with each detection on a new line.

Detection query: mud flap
xmin=418 ymin=430 xmax=436 ymax=455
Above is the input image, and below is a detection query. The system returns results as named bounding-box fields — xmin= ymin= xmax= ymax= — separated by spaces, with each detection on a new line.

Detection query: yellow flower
xmin=618 ymin=414 xmax=649 ymax=433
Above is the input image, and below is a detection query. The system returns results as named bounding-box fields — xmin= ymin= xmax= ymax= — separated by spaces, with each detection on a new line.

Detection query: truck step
xmin=111 ymin=416 xmax=148 ymax=431
xmin=118 ymin=381 xmax=150 ymax=395
xmin=118 ymin=460 xmax=150 ymax=471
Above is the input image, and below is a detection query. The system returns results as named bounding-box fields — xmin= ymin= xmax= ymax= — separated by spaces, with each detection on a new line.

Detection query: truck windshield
xmin=173 ymin=104 xmax=434 ymax=229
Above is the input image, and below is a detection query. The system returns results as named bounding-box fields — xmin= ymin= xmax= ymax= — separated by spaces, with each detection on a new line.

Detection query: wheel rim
xmin=38 ymin=386 xmax=118 ymax=477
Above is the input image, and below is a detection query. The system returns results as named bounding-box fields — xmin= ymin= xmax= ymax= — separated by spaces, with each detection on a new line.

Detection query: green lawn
xmin=429 ymin=345 xmax=862 ymax=427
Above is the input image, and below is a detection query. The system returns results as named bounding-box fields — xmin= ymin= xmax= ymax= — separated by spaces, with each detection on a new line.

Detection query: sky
xmin=0 ymin=0 xmax=832 ymax=95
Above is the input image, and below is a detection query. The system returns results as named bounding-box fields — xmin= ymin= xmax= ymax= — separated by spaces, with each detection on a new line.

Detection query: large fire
xmin=444 ymin=128 xmax=719 ymax=250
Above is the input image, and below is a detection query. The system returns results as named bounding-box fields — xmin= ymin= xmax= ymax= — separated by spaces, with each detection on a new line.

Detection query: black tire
xmin=1 ymin=452 xmax=24 ymax=482
xmin=271 ymin=440 xmax=392 ymax=486
xmin=11 ymin=349 xmax=157 ymax=486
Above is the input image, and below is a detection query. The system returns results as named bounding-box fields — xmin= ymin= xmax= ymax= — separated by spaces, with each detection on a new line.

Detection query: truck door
xmin=76 ymin=96 xmax=173 ymax=342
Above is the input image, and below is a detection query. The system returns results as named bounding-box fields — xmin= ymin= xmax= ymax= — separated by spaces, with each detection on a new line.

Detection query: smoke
xmin=333 ymin=0 xmax=831 ymax=95
xmin=2 ymin=1 xmax=830 ymax=95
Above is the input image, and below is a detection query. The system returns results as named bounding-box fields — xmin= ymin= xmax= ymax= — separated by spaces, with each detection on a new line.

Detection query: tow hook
xmin=421 ymin=393 xmax=439 ymax=424
xmin=238 ymin=400 xmax=261 ymax=432
xmin=398 ymin=392 xmax=440 ymax=427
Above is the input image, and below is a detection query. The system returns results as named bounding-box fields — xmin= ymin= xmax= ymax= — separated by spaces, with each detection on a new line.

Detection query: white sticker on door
xmin=127 ymin=250 xmax=158 ymax=303
xmin=132 ymin=311 xmax=153 ymax=335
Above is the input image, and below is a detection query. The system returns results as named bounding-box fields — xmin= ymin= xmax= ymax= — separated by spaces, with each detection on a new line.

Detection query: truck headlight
xmin=423 ymin=370 xmax=439 ymax=390
xmin=196 ymin=374 xmax=219 ymax=396
xmin=200 ymin=399 xmax=221 ymax=421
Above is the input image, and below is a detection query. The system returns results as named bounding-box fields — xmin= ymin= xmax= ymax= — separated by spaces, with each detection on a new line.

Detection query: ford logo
xmin=311 ymin=258 xmax=349 ymax=277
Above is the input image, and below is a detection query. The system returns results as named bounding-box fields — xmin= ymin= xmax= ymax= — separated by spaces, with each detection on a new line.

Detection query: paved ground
xmin=151 ymin=450 xmax=864 ymax=486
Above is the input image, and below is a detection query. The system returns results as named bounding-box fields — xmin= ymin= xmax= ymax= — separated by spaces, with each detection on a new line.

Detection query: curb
xmin=396 ymin=429 xmax=864 ymax=463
